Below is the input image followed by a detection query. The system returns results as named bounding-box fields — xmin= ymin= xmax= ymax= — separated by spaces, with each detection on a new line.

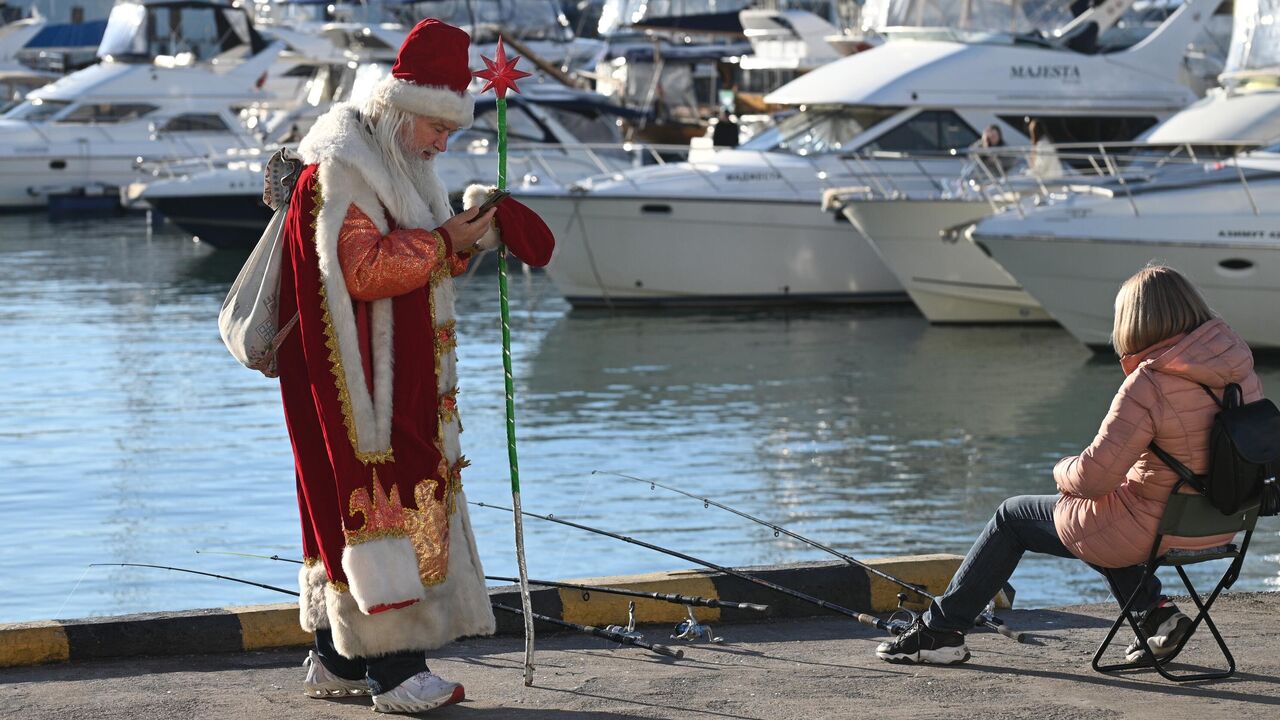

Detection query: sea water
xmin=1 ymin=212 xmax=1276 ymax=623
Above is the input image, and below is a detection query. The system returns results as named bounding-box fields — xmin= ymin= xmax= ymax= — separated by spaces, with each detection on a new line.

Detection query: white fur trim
xmin=326 ymin=495 xmax=495 ymax=657
xmin=311 ymin=162 xmax=394 ymax=456
xmin=371 ymin=76 xmax=474 ymax=128
xmin=298 ymin=562 xmax=330 ymax=631
xmin=299 ymin=105 xmax=460 ymax=456
xmin=462 ymin=183 xmax=502 ymax=251
xmin=341 ymin=537 xmax=427 ymax=613
xmin=299 ymin=104 xmax=453 ymax=231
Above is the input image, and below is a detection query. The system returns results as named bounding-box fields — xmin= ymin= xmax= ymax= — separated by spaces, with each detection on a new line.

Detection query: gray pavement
xmin=3 ymin=593 xmax=1279 ymax=720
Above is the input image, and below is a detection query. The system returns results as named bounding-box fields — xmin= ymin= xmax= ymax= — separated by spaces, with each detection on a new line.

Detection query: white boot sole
xmin=876 ymin=646 xmax=971 ymax=665
xmin=304 ymin=683 xmax=371 ymax=698
xmin=373 ymin=685 xmax=465 ymax=713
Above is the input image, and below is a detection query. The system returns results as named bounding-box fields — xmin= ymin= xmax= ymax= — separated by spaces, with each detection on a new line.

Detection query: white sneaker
xmin=302 ymin=650 xmax=371 ymax=698
xmin=372 ymin=671 xmax=465 ymax=714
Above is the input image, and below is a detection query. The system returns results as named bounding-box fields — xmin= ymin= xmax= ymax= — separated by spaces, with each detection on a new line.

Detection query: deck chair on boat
xmin=1092 ymin=479 xmax=1261 ymax=682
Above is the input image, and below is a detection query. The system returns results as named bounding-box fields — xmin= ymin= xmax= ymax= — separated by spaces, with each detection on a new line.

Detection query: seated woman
xmin=876 ymin=265 xmax=1263 ymax=665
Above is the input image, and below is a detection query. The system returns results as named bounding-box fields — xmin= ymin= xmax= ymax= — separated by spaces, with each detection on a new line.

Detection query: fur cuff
xmin=463 ymin=184 xmax=502 ymax=251
xmin=341 ymin=537 xmax=427 ymax=614
xmin=298 ymin=561 xmax=330 ymax=631
xmin=372 ymin=76 xmax=474 ymax=128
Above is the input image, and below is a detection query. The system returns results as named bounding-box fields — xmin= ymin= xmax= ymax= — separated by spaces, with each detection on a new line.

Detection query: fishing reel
xmin=603 ymin=601 xmax=645 ymax=642
xmin=672 ymin=606 xmax=723 ymax=643
xmin=886 ymin=592 xmax=922 ymax=635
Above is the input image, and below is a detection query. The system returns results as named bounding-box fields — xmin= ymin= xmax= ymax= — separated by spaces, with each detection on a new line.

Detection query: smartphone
xmin=473 ymin=189 xmax=510 ymax=217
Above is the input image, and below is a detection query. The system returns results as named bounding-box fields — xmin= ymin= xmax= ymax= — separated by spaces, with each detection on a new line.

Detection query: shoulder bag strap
xmin=1148 ymin=441 xmax=1208 ymax=495
xmin=1198 ymin=383 xmax=1222 ymax=408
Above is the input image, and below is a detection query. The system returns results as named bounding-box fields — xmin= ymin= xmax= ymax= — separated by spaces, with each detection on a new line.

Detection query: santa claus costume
xmin=275 ymin=18 xmax=552 ymax=714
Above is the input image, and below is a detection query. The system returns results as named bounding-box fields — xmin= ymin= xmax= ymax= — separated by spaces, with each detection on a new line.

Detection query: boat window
xmin=457 ymin=106 xmax=551 ymax=146
xmin=3 ymin=98 xmax=72 ymax=122
xmin=58 ymin=103 xmax=159 ymax=124
xmin=161 ymin=114 xmax=231 ymax=133
xmin=741 ymin=106 xmax=903 ymax=155
xmin=996 ymin=114 xmax=1159 ymax=144
xmin=543 ymin=106 xmax=624 ymax=145
xmin=858 ymin=110 xmax=980 ymax=154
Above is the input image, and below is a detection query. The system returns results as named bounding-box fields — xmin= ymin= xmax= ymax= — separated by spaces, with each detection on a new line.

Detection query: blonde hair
xmin=1111 ymin=265 xmax=1213 ymax=356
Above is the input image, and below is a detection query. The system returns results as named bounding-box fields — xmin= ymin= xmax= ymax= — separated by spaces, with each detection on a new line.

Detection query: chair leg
xmin=1142 ymin=566 xmax=1236 ymax=682
xmin=1092 ymin=567 xmax=1163 ymax=674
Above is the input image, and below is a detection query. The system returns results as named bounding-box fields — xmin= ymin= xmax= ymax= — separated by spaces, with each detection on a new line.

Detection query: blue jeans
xmin=923 ymin=494 xmax=1162 ymax=633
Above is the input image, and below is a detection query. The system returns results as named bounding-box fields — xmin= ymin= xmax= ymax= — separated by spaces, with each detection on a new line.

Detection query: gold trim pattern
xmin=344 ymin=471 xmax=452 ymax=587
xmin=318 ymin=286 xmax=395 ymax=465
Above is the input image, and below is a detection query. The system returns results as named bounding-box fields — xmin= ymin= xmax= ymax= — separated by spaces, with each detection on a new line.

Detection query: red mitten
xmin=494 ymin=197 xmax=555 ymax=267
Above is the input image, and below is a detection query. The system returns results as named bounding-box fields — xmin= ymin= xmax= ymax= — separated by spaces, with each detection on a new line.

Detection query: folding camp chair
xmin=1092 ymin=479 xmax=1260 ymax=681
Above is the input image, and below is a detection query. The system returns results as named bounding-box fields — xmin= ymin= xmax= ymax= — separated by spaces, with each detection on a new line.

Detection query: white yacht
xmin=519 ymin=0 xmax=1218 ymax=306
xmin=1144 ymin=0 xmax=1280 ymax=143
xmin=830 ymin=0 xmax=1253 ymax=324
xmin=969 ymin=149 xmax=1280 ymax=350
xmin=136 ymin=82 xmax=650 ymax=248
xmin=0 ymin=0 xmax=283 ymax=210
xmin=0 ymin=11 xmax=54 ymax=108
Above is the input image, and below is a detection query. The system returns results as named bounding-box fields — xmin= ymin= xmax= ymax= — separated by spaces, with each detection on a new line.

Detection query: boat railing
xmin=825 ymin=140 xmax=1273 ymax=219
xmin=538 ymin=145 xmax=955 ymax=198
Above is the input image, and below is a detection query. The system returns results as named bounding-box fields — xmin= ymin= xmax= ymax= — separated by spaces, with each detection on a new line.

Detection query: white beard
xmin=376 ymin=137 xmax=452 ymax=229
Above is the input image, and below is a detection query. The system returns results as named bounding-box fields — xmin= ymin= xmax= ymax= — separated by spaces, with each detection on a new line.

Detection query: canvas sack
xmin=217 ymin=148 xmax=303 ymax=378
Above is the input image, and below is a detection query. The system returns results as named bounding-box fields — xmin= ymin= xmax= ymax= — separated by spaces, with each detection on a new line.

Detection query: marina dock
xmin=3 ymin=592 xmax=1278 ymax=719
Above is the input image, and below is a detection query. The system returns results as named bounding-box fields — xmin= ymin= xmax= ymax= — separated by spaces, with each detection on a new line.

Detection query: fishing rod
xmin=598 ymin=471 xmax=1026 ymax=643
xmin=471 ymin=501 xmax=907 ymax=636
xmin=196 ymin=550 xmax=302 ymax=564
xmin=96 ymin=563 xmax=685 ymax=659
xmin=90 ymin=563 xmax=299 ymax=596
xmin=491 ymin=603 xmax=684 ymax=659
xmin=196 ymin=551 xmax=767 ymax=613
xmin=486 ymin=575 xmax=768 ymax=612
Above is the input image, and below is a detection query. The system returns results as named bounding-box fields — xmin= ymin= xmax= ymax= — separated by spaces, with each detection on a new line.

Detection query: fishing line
xmin=596 ymin=470 xmax=1026 ymax=643
xmin=55 ymin=565 xmax=94 ymax=618
xmin=472 ymin=501 xmax=906 ymax=635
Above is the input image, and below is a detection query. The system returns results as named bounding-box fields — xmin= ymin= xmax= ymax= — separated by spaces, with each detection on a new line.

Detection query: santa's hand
xmin=438 ymin=206 xmax=497 ymax=254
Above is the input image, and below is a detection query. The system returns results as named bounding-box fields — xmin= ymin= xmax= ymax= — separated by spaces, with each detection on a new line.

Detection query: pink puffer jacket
xmin=1053 ymin=319 xmax=1262 ymax=568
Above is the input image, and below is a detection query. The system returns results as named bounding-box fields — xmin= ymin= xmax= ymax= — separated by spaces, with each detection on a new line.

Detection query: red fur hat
xmin=370 ymin=19 xmax=475 ymax=127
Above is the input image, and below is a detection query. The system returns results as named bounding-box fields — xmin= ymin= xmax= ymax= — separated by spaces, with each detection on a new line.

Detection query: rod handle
xmin=650 ymin=642 xmax=685 ymax=659
xmin=984 ymin=618 xmax=1026 ymax=643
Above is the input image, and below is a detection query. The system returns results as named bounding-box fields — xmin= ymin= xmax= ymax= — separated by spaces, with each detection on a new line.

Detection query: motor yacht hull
xmin=976 ymin=225 xmax=1280 ymax=350
xmin=522 ymin=194 xmax=907 ymax=306
xmin=147 ymin=194 xmax=271 ymax=248
xmin=841 ymin=197 xmax=1051 ymax=323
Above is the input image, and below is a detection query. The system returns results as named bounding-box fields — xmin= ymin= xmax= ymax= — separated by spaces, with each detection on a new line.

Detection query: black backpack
xmin=1149 ymin=383 xmax=1280 ymax=515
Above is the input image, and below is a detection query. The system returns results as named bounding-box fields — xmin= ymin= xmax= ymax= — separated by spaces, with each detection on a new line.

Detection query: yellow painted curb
xmin=0 ymin=621 xmax=70 ymax=668
xmin=558 ymin=570 xmax=720 ymax=627
xmin=229 ymin=604 xmax=313 ymax=651
xmin=863 ymin=554 xmax=1006 ymax=612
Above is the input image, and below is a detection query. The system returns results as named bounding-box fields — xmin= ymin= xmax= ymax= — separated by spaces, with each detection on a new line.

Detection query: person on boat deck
xmin=712 ymin=108 xmax=740 ymax=148
xmin=274 ymin=18 xmax=554 ymax=714
xmin=968 ymin=124 xmax=1016 ymax=179
xmin=1023 ymin=118 xmax=1065 ymax=180
xmin=876 ymin=265 xmax=1262 ymax=665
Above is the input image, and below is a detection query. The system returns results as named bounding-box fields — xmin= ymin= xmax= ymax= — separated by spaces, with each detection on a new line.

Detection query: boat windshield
xmin=392 ymin=0 xmax=569 ymax=40
xmin=57 ymin=103 xmax=159 ymax=124
xmin=3 ymin=98 xmax=72 ymax=122
xmin=741 ymin=106 xmax=902 ymax=155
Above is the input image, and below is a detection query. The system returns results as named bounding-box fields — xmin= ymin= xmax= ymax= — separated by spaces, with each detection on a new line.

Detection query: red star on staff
xmin=475 ymin=38 xmax=532 ymax=99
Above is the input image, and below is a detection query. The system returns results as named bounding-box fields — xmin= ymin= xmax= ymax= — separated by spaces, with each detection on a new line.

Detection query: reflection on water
xmin=1 ymin=213 xmax=1277 ymax=623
